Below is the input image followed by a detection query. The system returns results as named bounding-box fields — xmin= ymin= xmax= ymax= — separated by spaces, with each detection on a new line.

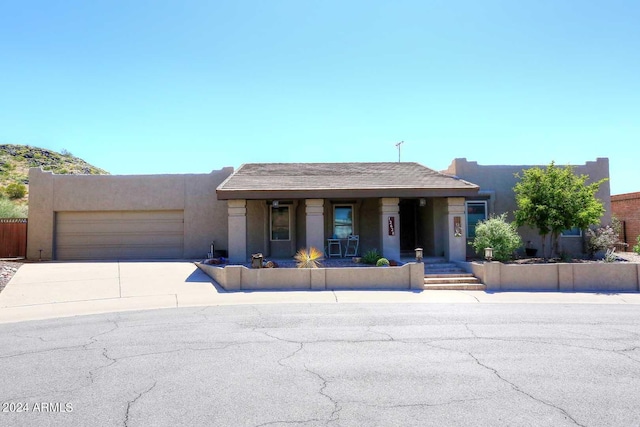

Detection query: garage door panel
xmin=56 ymin=211 xmax=184 ymax=260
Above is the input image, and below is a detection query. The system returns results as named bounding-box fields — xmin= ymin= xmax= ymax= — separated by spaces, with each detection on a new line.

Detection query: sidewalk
xmin=1 ymin=261 xmax=640 ymax=324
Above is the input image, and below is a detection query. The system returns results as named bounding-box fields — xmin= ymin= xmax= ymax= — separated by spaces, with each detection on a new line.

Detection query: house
xmin=611 ymin=192 xmax=640 ymax=248
xmin=445 ymin=158 xmax=611 ymax=257
xmin=26 ymin=159 xmax=611 ymax=262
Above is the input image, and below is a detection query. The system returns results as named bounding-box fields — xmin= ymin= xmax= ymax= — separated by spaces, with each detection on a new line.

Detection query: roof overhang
xmin=216 ymin=162 xmax=481 ymax=200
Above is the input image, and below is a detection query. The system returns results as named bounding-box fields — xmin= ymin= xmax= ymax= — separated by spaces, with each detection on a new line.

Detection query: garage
xmin=55 ymin=210 xmax=185 ymax=260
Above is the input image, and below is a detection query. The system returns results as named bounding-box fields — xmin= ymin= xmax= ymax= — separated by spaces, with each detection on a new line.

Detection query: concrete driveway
xmin=2 ymin=261 xmax=640 ymax=324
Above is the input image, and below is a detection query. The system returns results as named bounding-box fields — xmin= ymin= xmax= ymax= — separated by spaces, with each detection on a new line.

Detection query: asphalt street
xmin=1 ymin=303 xmax=639 ymax=427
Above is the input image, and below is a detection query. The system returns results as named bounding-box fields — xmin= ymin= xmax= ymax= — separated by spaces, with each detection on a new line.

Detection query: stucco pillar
xmin=228 ymin=199 xmax=247 ymax=263
xmin=379 ymin=198 xmax=400 ymax=261
xmin=447 ymin=197 xmax=466 ymax=261
xmin=27 ymin=168 xmax=55 ymax=260
xmin=305 ymin=199 xmax=324 ymax=252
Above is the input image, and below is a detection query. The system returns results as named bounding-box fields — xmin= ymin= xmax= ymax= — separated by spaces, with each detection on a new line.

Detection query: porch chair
xmin=344 ymin=235 xmax=359 ymax=257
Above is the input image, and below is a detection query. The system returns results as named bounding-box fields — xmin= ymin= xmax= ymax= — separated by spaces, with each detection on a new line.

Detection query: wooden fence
xmin=0 ymin=218 xmax=27 ymax=258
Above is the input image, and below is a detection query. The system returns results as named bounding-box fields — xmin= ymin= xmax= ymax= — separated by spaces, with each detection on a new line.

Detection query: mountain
xmin=0 ymin=145 xmax=109 ymax=212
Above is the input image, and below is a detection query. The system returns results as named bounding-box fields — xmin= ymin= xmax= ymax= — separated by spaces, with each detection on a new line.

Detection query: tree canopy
xmin=513 ymin=162 xmax=607 ymax=258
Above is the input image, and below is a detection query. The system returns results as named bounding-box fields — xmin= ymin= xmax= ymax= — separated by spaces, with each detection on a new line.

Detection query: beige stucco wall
xmin=27 ymin=167 xmax=233 ymax=260
xmin=197 ymin=262 xmax=425 ymax=291
xmin=466 ymin=261 xmax=639 ymax=292
xmin=446 ymin=158 xmax=611 ymax=256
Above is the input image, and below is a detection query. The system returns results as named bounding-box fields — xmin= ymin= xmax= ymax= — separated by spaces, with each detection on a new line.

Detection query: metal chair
xmin=344 ymin=235 xmax=359 ymax=257
xmin=327 ymin=238 xmax=342 ymax=258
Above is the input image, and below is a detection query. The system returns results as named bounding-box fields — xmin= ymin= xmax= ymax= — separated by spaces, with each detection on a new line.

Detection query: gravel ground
xmin=0 ymin=261 xmax=23 ymax=294
xmin=618 ymin=251 xmax=640 ymax=263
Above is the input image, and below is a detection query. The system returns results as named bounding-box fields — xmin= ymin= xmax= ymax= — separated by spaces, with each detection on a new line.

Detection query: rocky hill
xmin=0 ymin=145 xmax=109 ymax=214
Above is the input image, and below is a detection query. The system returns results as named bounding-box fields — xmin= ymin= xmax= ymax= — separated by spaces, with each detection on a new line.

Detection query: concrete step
xmin=423 ymin=283 xmax=487 ymax=291
xmin=423 ymin=273 xmax=484 ymax=290
xmin=424 ymin=273 xmax=477 ymax=279
xmin=424 ymin=277 xmax=481 ymax=285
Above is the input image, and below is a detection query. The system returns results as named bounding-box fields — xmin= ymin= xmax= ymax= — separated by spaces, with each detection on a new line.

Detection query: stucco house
xmin=26 ymin=158 xmax=611 ymax=262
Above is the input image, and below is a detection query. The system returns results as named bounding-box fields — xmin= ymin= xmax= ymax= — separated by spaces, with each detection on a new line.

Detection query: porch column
xmin=228 ymin=199 xmax=247 ymax=263
xmin=379 ymin=198 xmax=400 ymax=261
xmin=447 ymin=197 xmax=466 ymax=261
xmin=305 ymin=199 xmax=324 ymax=252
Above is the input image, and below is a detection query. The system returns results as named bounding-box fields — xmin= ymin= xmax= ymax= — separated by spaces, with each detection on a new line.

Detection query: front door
xmin=399 ymin=199 xmax=418 ymax=253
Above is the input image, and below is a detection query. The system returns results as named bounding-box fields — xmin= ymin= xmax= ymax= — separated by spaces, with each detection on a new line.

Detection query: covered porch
xmin=216 ymin=162 xmax=480 ymax=263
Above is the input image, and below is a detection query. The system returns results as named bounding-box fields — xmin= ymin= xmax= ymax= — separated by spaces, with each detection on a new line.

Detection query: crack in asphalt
xmin=124 ymin=381 xmax=157 ymax=427
xmin=372 ymin=395 xmax=491 ymax=409
xmin=365 ymin=326 xmax=396 ymax=342
xmin=254 ymin=418 xmax=325 ymax=427
xmin=277 ymin=342 xmax=304 ymax=368
xmin=303 ymin=363 xmax=342 ymax=424
xmin=464 ymin=323 xmax=479 ymax=338
xmin=467 ymin=352 xmax=587 ymax=427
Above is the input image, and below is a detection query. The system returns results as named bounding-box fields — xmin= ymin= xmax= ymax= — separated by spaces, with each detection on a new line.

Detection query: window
xmin=271 ymin=206 xmax=290 ymax=241
xmin=333 ymin=205 xmax=354 ymax=238
xmin=561 ymin=227 xmax=582 ymax=237
xmin=465 ymin=201 xmax=487 ymax=238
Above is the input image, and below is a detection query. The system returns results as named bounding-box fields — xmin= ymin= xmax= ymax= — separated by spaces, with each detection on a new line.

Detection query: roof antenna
xmin=395 ymin=141 xmax=404 ymax=162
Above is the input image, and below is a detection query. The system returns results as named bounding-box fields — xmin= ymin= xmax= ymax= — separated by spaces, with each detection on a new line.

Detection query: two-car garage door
xmin=55 ymin=211 xmax=184 ymax=260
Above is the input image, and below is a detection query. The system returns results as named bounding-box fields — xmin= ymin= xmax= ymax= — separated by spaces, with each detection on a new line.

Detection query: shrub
xmin=4 ymin=182 xmax=27 ymax=199
xmin=294 ymin=247 xmax=323 ymax=268
xmin=0 ymin=197 xmax=28 ymax=218
xmin=586 ymin=225 xmax=619 ymax=258
xmin=634 ymin=236 xmax=640 ymax=255
xmin=362 ymin=249 xmax=382 ymax=265
xmin=470 ymin=214 xmax=523 ymax=262
xmin=376 ymin=258 xmax=390 ymax=267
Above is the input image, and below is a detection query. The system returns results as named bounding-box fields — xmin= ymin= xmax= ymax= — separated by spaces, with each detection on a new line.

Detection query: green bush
xmin=376 ymin=258 xmax=390 ymax=267
xmin=585 ymin=225 xmax=619 ymax=258
xmin=0 ymin=197 xmax=28 ymax=218
xmin=470 ymin=214 xmax=523 ymax=262
xmin=362 ymin=249 xmax=382 ymax=265
xmin=3 ymin=182 xmax=27 ymax=199
xmin=634 ymin=236 xmax=640 ymax=255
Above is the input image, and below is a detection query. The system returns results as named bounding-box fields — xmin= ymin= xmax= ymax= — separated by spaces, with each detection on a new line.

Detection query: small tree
xmin=634 ymin=236 xmax=640 ymax=255
xmin=470 ymin=214 xmax=523 ymax=262
xmin=514 ymin=162 xmax=606 ymax=258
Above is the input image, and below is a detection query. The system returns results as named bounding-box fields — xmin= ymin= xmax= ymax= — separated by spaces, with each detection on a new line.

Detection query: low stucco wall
xmin=464 ymin=261 xmax=640 ymax=292
xmin=196 ymin=262 xmax=424 ymax=291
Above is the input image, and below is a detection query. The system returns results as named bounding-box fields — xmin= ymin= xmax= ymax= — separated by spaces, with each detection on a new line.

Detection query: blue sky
xmin=1 ymin=0 xmax=638 ymax=194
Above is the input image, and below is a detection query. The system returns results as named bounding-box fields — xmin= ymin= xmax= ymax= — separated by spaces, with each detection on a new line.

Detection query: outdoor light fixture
xmin=419 ymin=198 xmax=426 ymax=207
xmin=484 ymin=247 xmax=493 ymax=261
xmin=415 ymin=247 xmax=423 ymax=262
xmin=272 ymin=200 xmax=279 ymax=208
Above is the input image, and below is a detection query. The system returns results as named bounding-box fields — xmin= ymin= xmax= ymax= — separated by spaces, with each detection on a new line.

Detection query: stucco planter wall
xmin=460 ymin=261 xmax=640 ymax=292
xmin=196 ymin=262 xmax=425 ymax=291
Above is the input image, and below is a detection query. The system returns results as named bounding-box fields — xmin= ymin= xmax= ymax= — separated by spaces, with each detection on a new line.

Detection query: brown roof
xmin=217 ymin=162 xmax=479 ymax=200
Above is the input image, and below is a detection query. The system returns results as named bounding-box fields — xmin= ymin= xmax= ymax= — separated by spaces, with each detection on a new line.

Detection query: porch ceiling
xmin=216 ymin=162 xmax=480 ymax=200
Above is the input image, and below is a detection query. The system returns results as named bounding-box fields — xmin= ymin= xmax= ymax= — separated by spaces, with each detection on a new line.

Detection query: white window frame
xmin=465 ymin=201 xmax=488 ymax=239
xmin=270 ymin=205 xmax=291 ymax=241
xmin=333 ymin=204 xmax=355 ymax=239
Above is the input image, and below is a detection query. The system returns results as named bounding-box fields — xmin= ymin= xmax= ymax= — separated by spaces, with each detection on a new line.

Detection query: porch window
xmin=333 ymin=205 xmax=354 ymax=238
xmin=271 ymin=206 xmax=290 ymax=241
xmin=561 ymin=227 xmax=582 ymax=237
xmin=465 ymin=201 xmax=487 ymax=239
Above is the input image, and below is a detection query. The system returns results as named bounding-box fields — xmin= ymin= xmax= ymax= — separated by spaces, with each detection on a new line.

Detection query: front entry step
xmin=423 ymin=274 xmax=485 ymax=291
